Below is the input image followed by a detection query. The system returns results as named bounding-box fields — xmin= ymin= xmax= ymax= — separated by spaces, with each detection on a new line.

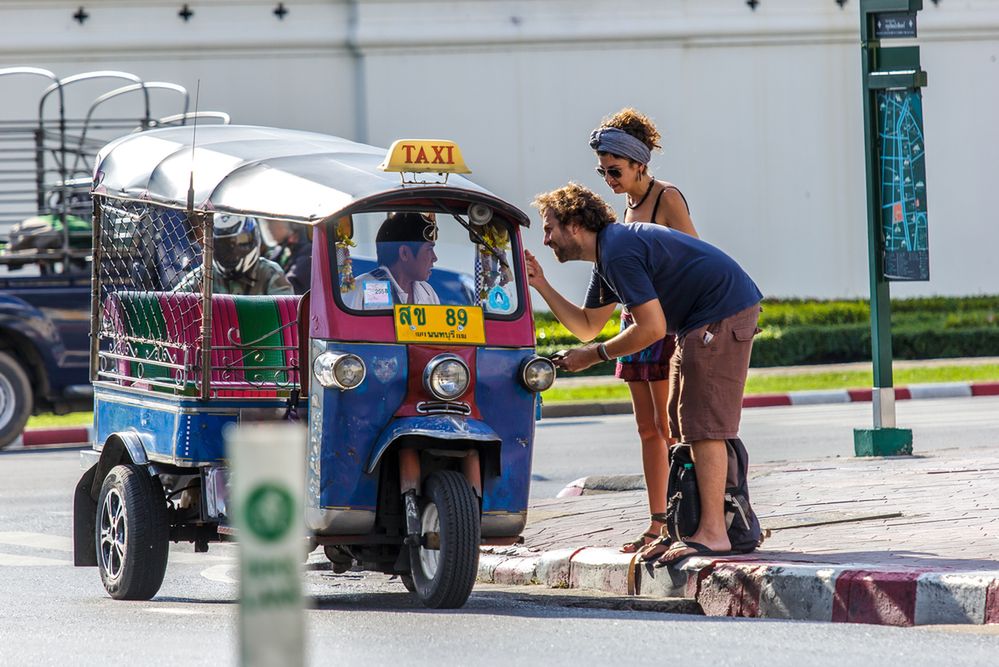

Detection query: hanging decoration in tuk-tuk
xmin=334 ymin=216 xmax=356 ymax=293
xmin=475 ymin=222 xmax=513 ymax=309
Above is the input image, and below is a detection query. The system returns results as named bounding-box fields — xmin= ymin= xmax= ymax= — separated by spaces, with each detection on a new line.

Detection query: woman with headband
xmin=589 ymin=108 xmax=697 ymax=558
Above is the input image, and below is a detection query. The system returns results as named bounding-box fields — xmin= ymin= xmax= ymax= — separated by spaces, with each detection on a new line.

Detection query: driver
xmin=175 ymin=213 xmax=292 ymax=295
xmin=344 ymin=212 xmax=439 ymax=309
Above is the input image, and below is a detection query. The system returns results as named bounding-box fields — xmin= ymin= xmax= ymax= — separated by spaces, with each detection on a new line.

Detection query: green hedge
xmin=533 ymin=295 xmax=999 ymax=370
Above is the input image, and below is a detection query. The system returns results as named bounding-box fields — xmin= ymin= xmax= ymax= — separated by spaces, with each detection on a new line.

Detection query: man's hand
xmin=552 ymin=344 xmax=601 ymax=373
xmin=524 ymin=250 xmax=547 ymax=290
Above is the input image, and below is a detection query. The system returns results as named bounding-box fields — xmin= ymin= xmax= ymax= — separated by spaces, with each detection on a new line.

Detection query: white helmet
xmin=212 ymin=213 xmax=261 ymax=279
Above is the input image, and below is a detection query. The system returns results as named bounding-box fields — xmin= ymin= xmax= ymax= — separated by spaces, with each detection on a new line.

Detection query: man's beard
xmin=551 ymin=239 xmax=582 ymax=262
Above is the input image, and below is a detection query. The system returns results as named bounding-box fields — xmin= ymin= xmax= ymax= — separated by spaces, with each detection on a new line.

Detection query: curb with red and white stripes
xmin=6 ymin=425 xmax=93 ymax=450
xmin=742 ymin=380 xmax=999 ymax=409
xmin=542 ymin=381 xmax=999 ymax=418
xmin=478 ymin=547 xmax=999 ymax=626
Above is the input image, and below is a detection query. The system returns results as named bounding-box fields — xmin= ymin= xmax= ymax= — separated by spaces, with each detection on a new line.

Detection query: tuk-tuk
xmin=73 ymin=125 xmax=555 ymax=609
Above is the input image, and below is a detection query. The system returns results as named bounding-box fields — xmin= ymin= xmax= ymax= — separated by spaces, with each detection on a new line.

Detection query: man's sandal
xmin=619 ymin=513 xmax=668 ymax=554
xmin=638 ymin=533 xmax=674 ymax=561
xmin=653 ymin=540 xmax=735 ymax=568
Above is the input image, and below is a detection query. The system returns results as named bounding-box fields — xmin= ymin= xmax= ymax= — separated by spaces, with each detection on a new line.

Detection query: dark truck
xmin=0 ymin=67 xmax=230 ymax=448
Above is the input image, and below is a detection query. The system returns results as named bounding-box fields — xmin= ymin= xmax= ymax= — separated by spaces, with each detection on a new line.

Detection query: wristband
xmin=596 ymin=343 xmax=611 ymax=362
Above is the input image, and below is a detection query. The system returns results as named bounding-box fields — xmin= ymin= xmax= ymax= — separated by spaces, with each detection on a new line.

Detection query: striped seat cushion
xmin=108 ymin=291 xmax=302 ymax=394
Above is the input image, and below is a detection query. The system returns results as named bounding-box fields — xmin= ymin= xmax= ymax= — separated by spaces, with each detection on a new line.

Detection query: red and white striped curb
xmin=7 ymin=425 xmax=93 ymax=450
xmin=743 ymin=381 xmax=999 ymax=408
xmin=478 ymin=547 xmax=999 ymax=626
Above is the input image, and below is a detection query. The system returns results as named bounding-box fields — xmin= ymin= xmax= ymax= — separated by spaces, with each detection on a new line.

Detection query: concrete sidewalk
xmin=479 ymin=448 xmax=999 ymax=627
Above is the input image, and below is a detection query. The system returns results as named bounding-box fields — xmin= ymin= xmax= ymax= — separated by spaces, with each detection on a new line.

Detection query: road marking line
xmin=146 ymin=608 xmax=207 ymax=616
xmin=201 ymin=563 xmax=237 ymax=584
xmin=0 ymin=553 xmax=70 ymax=566
xmin=0 ymin=532 xmax=73 ymax=551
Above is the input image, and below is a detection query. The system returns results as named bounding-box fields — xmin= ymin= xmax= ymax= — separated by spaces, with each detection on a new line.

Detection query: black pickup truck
xmin=0 ymin=67 xmax=231 ymax=448
xmin=0 ymin=259 xmax=92 ymax=445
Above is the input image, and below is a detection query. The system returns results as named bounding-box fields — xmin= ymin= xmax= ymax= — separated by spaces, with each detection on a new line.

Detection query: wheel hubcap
xmin=0 ymin=373 xmax=15 ymax=428
xmin=418 ymin=502 xmax=441 ymax=579
xmin=99 ymin=489 xmax=127 ymax=581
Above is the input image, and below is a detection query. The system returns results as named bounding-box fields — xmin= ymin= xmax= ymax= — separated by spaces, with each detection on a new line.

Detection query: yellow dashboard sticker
xmin=394 ymin=304 xmax=485 ymax=345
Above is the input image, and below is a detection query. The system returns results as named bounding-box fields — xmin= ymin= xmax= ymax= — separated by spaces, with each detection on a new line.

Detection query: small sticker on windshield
xmin=363 ymin=280 xmax=391 ymax=309
xmin=487 ymin=286 xmax=512 ymax=312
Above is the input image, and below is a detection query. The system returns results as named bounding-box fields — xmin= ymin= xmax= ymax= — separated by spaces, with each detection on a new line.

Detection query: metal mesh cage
xmin=92 ymin=198 xmax=302 ymax=398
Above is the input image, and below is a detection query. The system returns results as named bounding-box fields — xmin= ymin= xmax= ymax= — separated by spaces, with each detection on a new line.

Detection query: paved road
xmin=531 ymin=395 xmax=999 ymax=498
xmin=1 ymin=449 xmax=998 ymax=665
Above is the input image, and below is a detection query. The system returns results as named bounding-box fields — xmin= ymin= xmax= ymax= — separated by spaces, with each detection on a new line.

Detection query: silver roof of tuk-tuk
xmin=92 ymin=125 xmax=530 ymax=226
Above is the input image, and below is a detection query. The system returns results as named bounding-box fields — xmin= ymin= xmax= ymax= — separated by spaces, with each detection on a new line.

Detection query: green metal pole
xmin=854 ymin=1 xmax=913 ymax=456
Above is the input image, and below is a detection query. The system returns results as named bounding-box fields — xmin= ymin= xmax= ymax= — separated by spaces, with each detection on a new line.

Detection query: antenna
xmin=187 ymin=79 xmax=200 ymax=212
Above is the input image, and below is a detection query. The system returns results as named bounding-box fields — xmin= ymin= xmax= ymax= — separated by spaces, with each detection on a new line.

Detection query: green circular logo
xmin=245 ymin=484 xmax=294 ymax=542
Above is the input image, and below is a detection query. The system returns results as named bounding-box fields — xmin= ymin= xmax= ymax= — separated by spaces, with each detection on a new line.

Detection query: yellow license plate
xmin=393 ymin=304 xmax=485 ymax=345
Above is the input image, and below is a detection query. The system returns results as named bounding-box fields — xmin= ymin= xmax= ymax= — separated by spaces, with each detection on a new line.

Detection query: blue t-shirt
xmin=584 ymin=223 xmax=762 ymax=337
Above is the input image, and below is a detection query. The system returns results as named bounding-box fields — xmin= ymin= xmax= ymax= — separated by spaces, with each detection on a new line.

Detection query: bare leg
xmin=658 ymin=438 xmax=731 ymax=560
xmin=619 ymin=381 xmax=669 ymax=552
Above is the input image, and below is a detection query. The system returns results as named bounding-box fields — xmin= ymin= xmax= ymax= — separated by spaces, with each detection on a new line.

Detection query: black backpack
xmin=664 ymin=438 xmax=762 ymax=553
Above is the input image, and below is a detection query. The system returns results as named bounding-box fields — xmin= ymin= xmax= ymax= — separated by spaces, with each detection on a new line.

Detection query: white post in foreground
xmin=227 ymin=422 xmax=307 ymax=667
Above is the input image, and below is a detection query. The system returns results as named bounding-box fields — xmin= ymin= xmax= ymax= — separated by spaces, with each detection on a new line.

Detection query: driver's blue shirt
xmin=583 ymin=222 xmax=762 ymax=337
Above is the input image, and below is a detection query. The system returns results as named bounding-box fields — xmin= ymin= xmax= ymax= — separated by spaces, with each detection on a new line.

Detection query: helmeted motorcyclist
xmin=175 ymin=214 xmax=292 ymax=295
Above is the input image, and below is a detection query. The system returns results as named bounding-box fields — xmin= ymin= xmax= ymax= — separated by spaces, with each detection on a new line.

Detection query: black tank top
xmin=627 ymin=184 xmax=690 ymax=226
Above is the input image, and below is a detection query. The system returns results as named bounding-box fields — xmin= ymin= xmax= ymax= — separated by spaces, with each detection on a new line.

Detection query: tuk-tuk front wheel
xmin=409 ymin=470 xmax=480 ymax=609
xmin=96 ymin=464 xmax=170 ymax=600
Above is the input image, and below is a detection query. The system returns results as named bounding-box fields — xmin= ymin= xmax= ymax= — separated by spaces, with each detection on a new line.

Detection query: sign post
xmin=854 ymin=0 xmax=928 ymax=456
xmin=228 ymin=422 xmax=307 ymax=667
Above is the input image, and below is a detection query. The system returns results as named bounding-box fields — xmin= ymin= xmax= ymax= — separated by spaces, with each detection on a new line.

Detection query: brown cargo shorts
xmin=667 ymin=303 xmax=761 ymax=443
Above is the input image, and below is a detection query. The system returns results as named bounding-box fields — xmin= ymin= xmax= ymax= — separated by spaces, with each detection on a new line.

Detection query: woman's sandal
xmin=638 ymin=533 xmax=674 ymax=561
xmin=619 ymin=513 xmax=668 ymax=554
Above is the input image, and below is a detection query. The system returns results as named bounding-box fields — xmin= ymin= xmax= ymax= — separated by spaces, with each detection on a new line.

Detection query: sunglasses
xmin=595 ymin=166 xmax=623 ymax=180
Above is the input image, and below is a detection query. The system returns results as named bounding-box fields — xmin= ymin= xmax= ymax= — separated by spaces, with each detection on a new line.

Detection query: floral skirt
xmin=614 ymin=307 xmax=676 ymax=383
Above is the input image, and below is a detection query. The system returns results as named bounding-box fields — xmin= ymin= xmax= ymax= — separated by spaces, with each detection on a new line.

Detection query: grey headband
xmin=589 ymin=126 xmax=651 ymax=165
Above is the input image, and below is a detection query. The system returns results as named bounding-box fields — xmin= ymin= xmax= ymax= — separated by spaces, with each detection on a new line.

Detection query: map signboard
xmin=877 ymin=89 xmax=929 ymax=281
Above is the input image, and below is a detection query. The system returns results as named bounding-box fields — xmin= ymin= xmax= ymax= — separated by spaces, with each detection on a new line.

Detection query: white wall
xmin=2 ymin=0 xmax=996 ymax=299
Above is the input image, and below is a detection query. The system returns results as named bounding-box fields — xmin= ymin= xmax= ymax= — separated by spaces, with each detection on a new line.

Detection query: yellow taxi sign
xmin=379 ymin=140 xmax=471 ymax=174
xmin=394 ymin=304 xmax=485 ymax=345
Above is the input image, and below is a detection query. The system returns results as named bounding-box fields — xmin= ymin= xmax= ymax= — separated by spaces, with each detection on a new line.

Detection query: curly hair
xmin=532 ymin=182 xmax=616 ymax=233
xmin=598 ymin=107 xmax=662 ymax=152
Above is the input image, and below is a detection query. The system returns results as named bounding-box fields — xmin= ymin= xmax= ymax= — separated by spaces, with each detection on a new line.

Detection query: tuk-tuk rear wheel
xmin=96 ymin=464 xmax=170 ymax=600
xmin=409 ymin=470 xmax=480 ymax=609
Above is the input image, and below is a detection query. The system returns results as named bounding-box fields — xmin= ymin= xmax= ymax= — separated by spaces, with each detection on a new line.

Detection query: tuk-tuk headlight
xmin=424 ymin=355 xmax=470 ymax=401
xmin=313 ymin=352 xmax=366 ymax=390
xmin=521 ymin=356 xmax=556 ymax=392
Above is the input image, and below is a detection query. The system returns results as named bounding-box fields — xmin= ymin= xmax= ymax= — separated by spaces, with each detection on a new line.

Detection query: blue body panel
xmin=474 ymin=347 xmax=537 ymax=514
xmin=312 ymin=342 xmax=409 ymax=511
xmin=311 ymin=341 xmax=536 ymax=515
xmin=93 ymin=384 xmax=297 ymax=465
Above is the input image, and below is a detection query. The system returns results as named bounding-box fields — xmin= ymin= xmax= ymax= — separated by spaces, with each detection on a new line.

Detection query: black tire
xmin=96 ymin=464 xmax=170 ymax=600
xmin=409 ymin=470 xmax=480 ymax=609
xmin=399 ymin=574 xmax=417 ymax=593
xmin=0 ymin=351 xmax=32 ymax=450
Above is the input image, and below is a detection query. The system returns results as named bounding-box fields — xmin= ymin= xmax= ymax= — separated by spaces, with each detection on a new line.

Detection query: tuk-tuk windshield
xmin=335 ymin=210 xmax=520 ymax=317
